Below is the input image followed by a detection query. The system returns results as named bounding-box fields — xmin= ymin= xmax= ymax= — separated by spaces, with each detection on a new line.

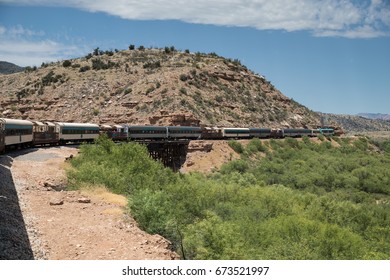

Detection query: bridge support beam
xmin=136 ymin=140 xmax=189 ymax=171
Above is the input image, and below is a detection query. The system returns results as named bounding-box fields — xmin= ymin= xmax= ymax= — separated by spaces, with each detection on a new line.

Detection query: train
xmin=200 ymin=127 xmax=334 ymax=139
xmin=0 ymin=117 xmax=335 ymax=154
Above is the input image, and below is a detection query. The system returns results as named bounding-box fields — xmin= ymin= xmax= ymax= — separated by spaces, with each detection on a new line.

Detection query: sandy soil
xmin=6 ymin=146 xmax=178 ymax=260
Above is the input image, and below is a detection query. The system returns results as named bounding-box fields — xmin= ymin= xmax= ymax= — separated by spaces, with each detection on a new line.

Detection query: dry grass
xmin=79 ymin=184 xmax=128 ymax=207
xmin=100 ymin=207 xmax=124 ymax=215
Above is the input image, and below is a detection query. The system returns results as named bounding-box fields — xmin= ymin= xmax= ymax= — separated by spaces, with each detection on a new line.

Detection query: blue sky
xmin=0 ymin=1 xmax=389 ymax=115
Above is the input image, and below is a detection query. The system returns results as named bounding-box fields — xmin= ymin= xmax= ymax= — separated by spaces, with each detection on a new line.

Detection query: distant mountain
xmin=0 ymin=61 xmax=24 ymax=74
xmin=320 ymin=113 xmax=390 ymax=133
xmin=357 ymin=113 xmax=390 ymax=121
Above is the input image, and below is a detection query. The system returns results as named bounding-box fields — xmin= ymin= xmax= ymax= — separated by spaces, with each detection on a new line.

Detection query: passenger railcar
xmin=282 ymin=128 xmax=313 ymax=138
xmin=1 ymin=118 xmax=33 ymax=150
xmin=318 ymin=128 xmax=334 ymax=136
xmin=56 ymin=122 xmax=99 ymax=144
xmin=32 ymin=121 xmax=59 ymax=146
xmin=249 ymin=128 xmax=272 ymax=138
xmin=222 ymin=128 xmax=250 ymax=138
xmin=168 ymin=126 xmax=202 ymax=140
xmin=128 ymin=126 xmax=168 ymax=140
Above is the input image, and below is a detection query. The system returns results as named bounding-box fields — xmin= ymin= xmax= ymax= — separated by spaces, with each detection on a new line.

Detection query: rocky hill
xmin=0 ymin=61 xmax=24 ymax=75
xmin=0 ymin=47 xmax=322 ymax=128
xmin=320 ymin=112 xmax=390 ymax=132
xmin=357 ymin=113 xmax=390 ymax=121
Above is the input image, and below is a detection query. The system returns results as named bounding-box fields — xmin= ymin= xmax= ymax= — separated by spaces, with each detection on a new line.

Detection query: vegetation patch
xmin=67 ymin=135 xmax=390 ymax=260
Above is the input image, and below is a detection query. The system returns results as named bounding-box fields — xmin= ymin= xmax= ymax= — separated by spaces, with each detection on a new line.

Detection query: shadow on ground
xmin=0 ymin=151 xmax=34 ymax=260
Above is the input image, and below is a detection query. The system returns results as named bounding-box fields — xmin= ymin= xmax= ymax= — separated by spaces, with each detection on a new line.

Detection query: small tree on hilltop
xmin=62 ymin=60 xmax=72 ymax=68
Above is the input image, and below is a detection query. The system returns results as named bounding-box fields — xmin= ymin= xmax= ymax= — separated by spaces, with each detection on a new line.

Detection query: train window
xmin=62 ymin=128 xmax=97 ymax=134
xmin=5 ymin=128 xmax=32 ymax=136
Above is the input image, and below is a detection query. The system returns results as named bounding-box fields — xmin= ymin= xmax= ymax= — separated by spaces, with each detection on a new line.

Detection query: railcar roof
xmin=32 ymin=121 xmax=45 ymax=126
xmin=223 ymin=127 xmax=250 ymax=130
xmin=128 ymin=125 xmax=166 ymax=129
xmin=167 ymin=126 xmax=202 ymax=129
xmin=45 ymin=122 xmax=56 ymax=127
xmin=99 ymin=124 xmax=112 ymax=129
xmin=55 ymin=122 xmax=99 ymax=128
xmin=1 ymin=118 xmax=33 ymax=126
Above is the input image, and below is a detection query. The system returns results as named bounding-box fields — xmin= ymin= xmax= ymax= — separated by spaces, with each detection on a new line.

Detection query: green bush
xmin=68 ymin=136 xmax=175 ymax=195
xmin=179 ymin=74 xmax=188 ymax=81
xmin=220 ymin=160 xmax=249 ymax=174
xmin=245 ymin=138 xmax=266 ymax=155
xmin=79 ymin=65 xmax=90 ymax=72
xmin=62 ymin=60 xmax=72 ymax=67
xmin=379 ymin=140 xmax=390 ymax=153
xmin=228 ymin=140 xmax=244 ymax=154
xmin=91 ymin=58 xmax=117 ymax=70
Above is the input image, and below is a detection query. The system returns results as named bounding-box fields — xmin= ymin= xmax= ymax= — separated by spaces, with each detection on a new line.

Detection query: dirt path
xmin=5 ymin=146 xmax=178 ymax=260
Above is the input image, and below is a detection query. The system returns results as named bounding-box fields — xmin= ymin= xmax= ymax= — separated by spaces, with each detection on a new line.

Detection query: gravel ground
xmin=13 ymin=151 xmax=62 ymax=162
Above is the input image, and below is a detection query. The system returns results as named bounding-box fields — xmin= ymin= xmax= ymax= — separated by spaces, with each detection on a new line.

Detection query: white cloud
xmin=0 ymin=39 xmax=81 ymax=66
xmin=314 ymin=25 xmax=387 ymax=39
xmin=0 ymin=25 xmax=83 ymax=66
xmin=7 ymin=25 xmax=45 ymax=37
xmin=1 ymin=0 xmax=389 ymax=38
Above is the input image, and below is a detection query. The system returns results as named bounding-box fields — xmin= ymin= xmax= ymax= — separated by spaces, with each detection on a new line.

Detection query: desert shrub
xmin=67 ymin=136 xmax=175 ymax=195
xmin=245 ymin=138 xmax=266 ymax=155
xmin=220 ymin=160 xmax=249 ymax=174
xmin=256 ymin=216 xmax=366 ymax=259
xmin=62 ymin=60 xmax=72 ymax=67
xmin=143 ymin=61 xmax=161 ymax=69
xmin=178 ymin=87 xmax=187 ymax=95
xmin=179 ymin=74 xmax=188 ymax=81
xmin=41 ymin=71 xmax=62 ymax=86
xmin=91 ymin=58 xmax=117 ymax=70
xmin=228 ymin=140 xmax=244 ymax=154
xmin=183 ymin=212 xmax=244 ymax=259
xmin=79 ymin=65 xmax=90 ymax=72
xmin=378 ymin=140 xmax=390 ymax=153
xmin=353 ymin=137 xmax=369 ymax=151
